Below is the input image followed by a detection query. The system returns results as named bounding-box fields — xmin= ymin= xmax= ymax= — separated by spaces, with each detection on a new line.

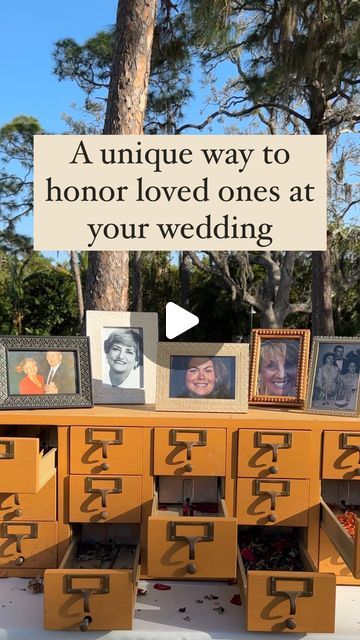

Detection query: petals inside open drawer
xmin=321 ymin=496 xmax=360 ymax=579
xmin=237 ymin=526 xmax=336 ymax=633
xmin=148 ymin=490 xmax=237 ymax=579
xmin=44 ymin=525 xmax=140 ymax=631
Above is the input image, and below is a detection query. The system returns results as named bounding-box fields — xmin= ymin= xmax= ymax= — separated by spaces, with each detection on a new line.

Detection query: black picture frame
xmin=0 ymin=335 xmax=93 ymax=410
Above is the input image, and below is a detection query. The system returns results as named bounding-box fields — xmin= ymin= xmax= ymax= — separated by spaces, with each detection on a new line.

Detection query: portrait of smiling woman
xmin=257 ymin=340 xmax=299 ymax=397
xmin=249 ymin=329 xmax=310 ymax=406
xmin=102 ymin=328 xmax=143 ymax=388
xmin=170 ymin=355 xmax=235 ymax=400
xmin=86 ymin=311 xmax=158 ymax=405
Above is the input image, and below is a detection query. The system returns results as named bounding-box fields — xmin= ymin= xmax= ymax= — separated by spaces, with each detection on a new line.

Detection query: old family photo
xmin=8 ymin=350 xmax=78 ymax=395
xmin=310 ymin=342 xmax=360 ymax=412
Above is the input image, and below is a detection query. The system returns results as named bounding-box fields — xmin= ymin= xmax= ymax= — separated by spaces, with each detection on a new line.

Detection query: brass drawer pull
xmin=254 ymin=479 xmax=290 ymax=511
xmin=270 ymin=576 xmax=313 ymax=629
xmin=85 ymin=429 xmax=123 ymax=459
xmin=0 ymin=440 xmax=14 ymax=460
xmin=254 ymin=431 xmax=292 ymax=463
xmin=79 ymin=616 xmax=92 ymax=632
xmin=65 ymin=575 xmax=109 ymax=613
xmin=169 ymin=521 xmax=214 ymax=562
xmin=340 ymin=433 xmax=360 ymax=465
xmin=84 ymin=477 xmax=122 ymax=508
xmin=169 ymin=429 xmax=207 ymax=461
xmin=1 ymin=522 xmax=38 ymax=553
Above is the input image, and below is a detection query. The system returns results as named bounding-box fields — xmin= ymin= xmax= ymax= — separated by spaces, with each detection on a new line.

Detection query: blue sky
xmin=1 ymin=2 xmax=357 ymax=252
xmin=0 ymin=1 xmax=118 ymax=133
xmin=0 ymin=1 xmax=118 ymax=252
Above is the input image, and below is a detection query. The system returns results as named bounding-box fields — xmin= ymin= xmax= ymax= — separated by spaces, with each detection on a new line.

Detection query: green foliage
xmin=0 ymin=116 xmax=43 ymax=230
xmin=22 ymin=268 xmax=80 ymax=335
xmin=331 ymin=222 xmax=360 ymax=335
xmin=0 ymin=248 xmax=79 ymax=336
xmin=53 ymin=6 xmax=194 ymax=133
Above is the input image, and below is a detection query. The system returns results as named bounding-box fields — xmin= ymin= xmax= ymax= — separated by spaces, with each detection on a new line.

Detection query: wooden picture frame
xmin=86 ymin=311 xmax=158 ymax=405
xmin=305 ymin=336 xmax=360 ymax=417
xmin=156 ymin=342 xmax=248 ymax=413
xmin=0 ymin=335 xmax=92 ymax=410
xmin=249 ymin=328 xmax=310 ymax=406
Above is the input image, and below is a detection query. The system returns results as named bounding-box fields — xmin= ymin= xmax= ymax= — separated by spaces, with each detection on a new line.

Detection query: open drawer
xmin=44 ymin=525 xmax=140 ymax=631
xmin=147 ymin=488 xmax=237 ymax=579
xmin=238 ymin=527 xmax=336 ymax=633
xmin=321 ymin=494 xmax=360 ymax=579
xmin=0 ymin=437 xmax=56 ymax=493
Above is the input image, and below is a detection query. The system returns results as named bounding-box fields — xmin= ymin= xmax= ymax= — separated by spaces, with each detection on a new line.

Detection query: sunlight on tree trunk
xmin=85 ymin=0 xmax=157 ymax=313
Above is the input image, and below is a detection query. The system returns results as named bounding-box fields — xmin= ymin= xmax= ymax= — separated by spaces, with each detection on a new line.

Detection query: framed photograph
xmin=156 ymin=342 xmax=248 ymax=413
xmin=249 ymin=328 xmax=310 ymax=406
xmin=0 ymin=335 xmax=92 ymax=410
xmin=86 ymin=311 xmax=158 ymax=405
xmin=305 ymin=337 xmax=360 ymax=416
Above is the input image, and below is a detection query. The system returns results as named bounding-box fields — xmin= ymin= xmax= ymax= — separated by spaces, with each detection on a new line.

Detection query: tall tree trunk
xmin=180 ymin=251 xmax=191 ymax=308
xmin=70 ymin=251 xmax=84 ymax=329
xmin=311 ymin=232 xmax=334 ymax=336
xmin=311 ymin=141 xmax=335 ymax=336
xmin=131 ymin=251 xmax=143 ymax=311
xmin=85 ymin=0 xmax=157 ymax=314
xmin=85 ymin=251 xmax=129 ymax=311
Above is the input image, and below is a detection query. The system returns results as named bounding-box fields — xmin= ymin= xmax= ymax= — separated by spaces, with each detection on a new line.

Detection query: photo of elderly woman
xmin=257 ymin=340 xmax=300 ymax=397
xmin=169 ymin=355 xmax=235 ymax=400
xmin=102 ymin=327 xmax=144 ymax=389
xmin=310 ymin=341 xmax=360 ymax=412
xmin=7 ymin=350 xmax=77 ymax=396
xmin=17 ymin=357 xmax=45 ymax=395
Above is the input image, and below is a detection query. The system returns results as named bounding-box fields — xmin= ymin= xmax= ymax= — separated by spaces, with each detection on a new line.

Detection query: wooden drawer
xmin=153 ymin=427 xmax=226 ymax=476
xmin=0 ymin=437 xmax=56 ymax=493
xmin=238 ymin=530 xmax=336 ymax=632
xmin=237 ymin=478 xmax=309 ymax=526
xmin=322 ymin=431 xmax=360 ymax=479
xmin=319 ymin=529 xmax=360 ymax=584
xmin=70 ymin=427 xmax=142 ymax=475
xmin=147 ymin=492 xmax=237 ymax=579
xmin=0 ymin=521 xmax=57 ymax=568
xmin=321 ymin=497 xmax=360 ymax=579
xmin=69 ymin=475 xmax=141 ymax=523
xmin=237 ymin=429 xmax=310 ymax=478
xmin=44 ymin=538 xmax=140 ymax=630
xmin=0 ymin=473 xmax=56 ymax=521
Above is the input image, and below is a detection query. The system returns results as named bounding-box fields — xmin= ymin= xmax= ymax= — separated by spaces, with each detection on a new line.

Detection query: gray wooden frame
xmin=0 ymin=335 xmax=92 ymax=410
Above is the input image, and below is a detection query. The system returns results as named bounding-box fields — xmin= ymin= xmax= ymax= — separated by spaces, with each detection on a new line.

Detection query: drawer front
xmin=44 ymin=569 xmax=137 ymax=630
xmin=238 ymin=429 xmax=311 ymax=478
xmin=148 ymin=517 xmax=237 ymax=578
xmin=0 ymin=438 xmax=56 ymax=493
xmin=322 ymin=431 xmax=360 ymax=479
xmin=321 ymin=498 xmax=360 ymax=579
xmin=69 ymin=475 xmax=141 ymax=523
xmin=246 ymin=570 xmax=336 ymax=632
xmin=0 ymin=521 xmax=57 ymax=568
xmin=0 ymin=473 xmax=56 ymax=521
xmin=237 ymin=478 xmax=309 ymax=526
xmin=70 ymin=427 xmax=142 ymax=475
xmin=153 ymin=428 xmax=226 ymax=476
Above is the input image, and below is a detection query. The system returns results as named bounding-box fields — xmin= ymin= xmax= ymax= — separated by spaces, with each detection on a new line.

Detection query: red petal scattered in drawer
xmin=241 ymin=547 xmax=256 ymax=562
xmin=153 ymin=583 xmax=171 ymax=591
xmin=230 ymin=594 xmax=242 ymax=606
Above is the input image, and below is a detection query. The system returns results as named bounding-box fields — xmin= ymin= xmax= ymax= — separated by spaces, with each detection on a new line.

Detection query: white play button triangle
xmin=166 ymin=303 xmax=199 ymax=339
